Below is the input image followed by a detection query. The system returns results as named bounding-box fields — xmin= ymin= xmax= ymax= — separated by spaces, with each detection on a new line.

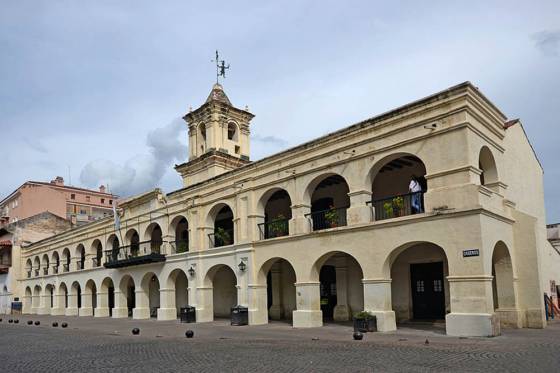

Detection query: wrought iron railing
xmin=208 ymin=229 xmax=234 ymax=248
xmin=104 ymin=240 xmax=165 ymax=266
xmin=368 ymin=192 xmax=424 ymax=221
xmin=305 ymin=207 xmax=348 ymax=231
xmin=258 ymin=218 xmax=290 ymax=240
xmin=170 ymin=239 xmax=189 ymax=254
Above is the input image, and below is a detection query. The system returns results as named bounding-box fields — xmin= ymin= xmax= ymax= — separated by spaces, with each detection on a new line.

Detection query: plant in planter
xmin=383 ymin=201 xmax=394 ymax=218
xmin=268 ymin=214 xmax=287 ymax=237
xmin=215 ymin=227 xmax=232 ymax=246
xmin=392 ymin=196 xmax=404 ymax=217
xmin=176 ymin=240 xmax=188 ymax=253
xmin=353 ymin=311 xmax=377 ymax=333
xmin=324 ymin=206 xmax=339 ymax=228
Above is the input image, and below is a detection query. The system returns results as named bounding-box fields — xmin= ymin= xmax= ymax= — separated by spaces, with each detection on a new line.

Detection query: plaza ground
xmin=1 ymin=315 xmax=560 ymax=372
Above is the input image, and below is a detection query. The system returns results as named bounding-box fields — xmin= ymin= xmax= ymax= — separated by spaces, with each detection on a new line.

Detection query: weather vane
xmin=211 ymin=50 xmax=230 ymax=84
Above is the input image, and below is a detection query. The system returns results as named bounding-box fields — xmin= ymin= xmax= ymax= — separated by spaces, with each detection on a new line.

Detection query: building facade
xmin=14 ymin=82 xmax=559 ymax=337
xmin=0 ymin=176 xmax=117 ymax=226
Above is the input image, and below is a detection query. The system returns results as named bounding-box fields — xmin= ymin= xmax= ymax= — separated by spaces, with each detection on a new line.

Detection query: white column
xmin=157 ymin=288 xmax=177 ymax=320
xmin=112 ymin=290 xmax=128 ymax=318
xmin=95 ymin=291 xmax=110 ymax=317
xmin=195 ymin=286 xmax=213 ymax=322
xmin=362 ymin=279 xmax=396 ymax=332
xmin=51 ymin=292 xmax=65 ymax=315
xmin=248 ymin=284 xmax=268 ymax=325
xmin=346 ymin=190 xmax=372 ymax=224
xmin=268 ymin=264 xmax=283 ymax=320
xmin=65 ymin=292 xmax=79 ymax=316
xmin=292 ymin=282 xmax=322 ymax=328
xmin=132 ymin=289 xmax=150 ymax=319
xmin=333 ymin=260 xmax=351 ymax=321
xmin=290 ymin=204 xmax=311 ymax=235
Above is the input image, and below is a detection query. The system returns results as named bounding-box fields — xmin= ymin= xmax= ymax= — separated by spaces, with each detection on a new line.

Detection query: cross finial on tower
xmin=211 ymin=50 xmax=230 ymax=84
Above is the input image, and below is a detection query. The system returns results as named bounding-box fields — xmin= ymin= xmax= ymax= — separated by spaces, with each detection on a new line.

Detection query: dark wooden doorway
xmin=410 ymin=262 xmax=445 ymax=319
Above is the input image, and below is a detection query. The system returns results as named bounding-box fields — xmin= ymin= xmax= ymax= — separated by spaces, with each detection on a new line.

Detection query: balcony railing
xmin=104 ymin=240 xmax=166 ymax=269
xmin=63 ymin=264 xmax=69 ymax=272
xmin=52 ymin=266 xmax=59 ymax=274
xmin=258 ymin=218 xmax=290 ymax=240
xmin=43 ymin=268 xmax=48 ymax=275
xmin=208 ymin=228 xmax=234 ymax=248
xmin=92 ymin=257 xmax=102 ymax=267
xmin=305 ymin=207 xmax=348 ymax=231
xmin=27 ymin=270 xmax=31 ymax=278
xmin=34 ymin=269 xmax=39 ymax=277
xmin=170 ymin=239 xmax=189 ymax=254
xmin=77 ymin=261 xmax=85 ymax=270
xmin=369 ymin=192 xmax=424 ymax=221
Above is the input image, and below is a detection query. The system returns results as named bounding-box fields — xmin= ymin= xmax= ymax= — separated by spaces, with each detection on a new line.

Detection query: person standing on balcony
xmin=409 ymin=175 xmax=423 ymax=213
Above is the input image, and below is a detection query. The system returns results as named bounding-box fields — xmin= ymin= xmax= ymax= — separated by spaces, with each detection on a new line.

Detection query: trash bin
xmin=230 ymin=305 xmax=248 ymax=326
xmin=11 ymin=301 xmax=22 ymax=315
xmin=180 ymin=306 xmax=196 ymax=323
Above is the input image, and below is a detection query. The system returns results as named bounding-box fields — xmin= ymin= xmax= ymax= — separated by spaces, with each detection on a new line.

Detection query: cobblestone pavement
xmin=1 ymin=315 xmax=559 ymax=372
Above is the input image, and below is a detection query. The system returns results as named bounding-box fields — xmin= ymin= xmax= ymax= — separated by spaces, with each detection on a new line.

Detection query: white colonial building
xmin=14 ymin=82 xmax=560 ymax=337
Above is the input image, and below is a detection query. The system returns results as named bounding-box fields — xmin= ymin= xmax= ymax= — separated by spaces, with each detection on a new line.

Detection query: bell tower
xmin=175 ymin=83 xmax=254 ymax=187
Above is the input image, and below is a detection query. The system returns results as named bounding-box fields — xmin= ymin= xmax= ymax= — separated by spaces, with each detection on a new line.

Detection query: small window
xmin=109 ymin=200 xmax=113 ymax=205
xmin=101 ymin=198 xmax=105 ymax=204
xmin=433 ymin=279 xmax=443 ymax=292
xmin=416 ymin=280 xmax=425 ymax=293
xmin=86 ymin=196 xmax=90 ymax=202
xmin=70 ymin=194 xmax=75 ymax=200
xmin=235 ymin=145 xmax=240 ymax=154
xmin=227 ymin=122 xmax=237 ymax=140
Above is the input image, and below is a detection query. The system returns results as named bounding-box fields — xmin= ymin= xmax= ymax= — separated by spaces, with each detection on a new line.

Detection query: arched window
xmin=479 ymin=146 xmax=498 ymax=187
xmin=227 ymin=122 xmax=238 ymax=141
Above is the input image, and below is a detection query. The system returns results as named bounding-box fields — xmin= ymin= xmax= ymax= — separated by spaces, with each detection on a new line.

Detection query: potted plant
xmin=392 ymin=196 xmax=404 ymax=217
xmin=324 ymin=206 xmax=339 ymax=228
xmin=353 ymin=311 xmax=377 ymax=333
xmin=269 ymin=214 xmax=286 ymax=237
xmin=383 ymin=201 xmax=394 ymax=218
xmin=215 ymin=227 xmax=231 ymax=246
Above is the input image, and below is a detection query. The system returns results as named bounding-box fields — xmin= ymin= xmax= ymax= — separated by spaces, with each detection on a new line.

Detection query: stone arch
xmin=310 ymin=251 xmax=365 ymax=321
xmin=44 ymin=283 xmax=55 ymax=310
xmin=51 ymin=251 xmax=60 ymax=273
xmin=385 ymin=241 xmax=449 ymax=323
xmin=33 ymin=256 xmax=40 ymax=276
xmin=41 ymin=254 xmax=50 ymax=275
xmin=256 ymin=188 xmax=292 ymax=239
xmin=140 ymin=272 xmax=160 ymax=318
xmin=227 ymin=121 xmax=239 ymax=141
xmin=62 ymin=248 xmax=71 ymax=272
xmin=202 ymin=264 xmax=238 ymax=319
xmin=106 ymin=234 xmax=120 ymax=263
xmin=32 ymin=284 xmax=42 ymax=310
xmin=479 ymin=145 xmax=499 ymax=186
xmin=198 ymin=122 xmax=207 ymax=152
xmin=58 ymin=282 xmax=68 ymax=309
xmin=85 ymin=279 xmax=98 ymax=316
xmin=491 ymin=241 xmax=519 ymax=327
xmin=125 ymin=229 xmax=140 ymax=255
xmin=143 ymin=222 xmax=163 ymax=253
xmin=304 ymin=173 xmax=351 ymax=231
xmin=100 ymin=277 xmax=115 ymax=317
xmin=170 ymin=215 xmax=189 ymax=253
xmin=258 ymin=257 xmax=297 ymax=322
xmin=91 ymin=239 xmax=103 ymax=267
xmin=23 ymin=286 xmax=32 ymax=313
xmin=369 ymin=153 xmax=427 ymax=220
xmin=25 ymin=258 xmax=32 ymax=278
xmin=75 ymin=244 xmax=86 ymax=270
xmin=118 ymin=275 xmax=135 ymax=317
xmin=206 ymin=203 xmax=235 ymax=247
xmin=166 ymin=268 xmax=189 ymax=317
xmin=70 ymin=281 xmax=82 ymax=311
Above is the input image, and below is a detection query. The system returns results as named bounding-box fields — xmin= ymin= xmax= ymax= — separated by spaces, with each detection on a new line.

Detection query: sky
xmin=0 ymin=1 xmax=559 ymax=222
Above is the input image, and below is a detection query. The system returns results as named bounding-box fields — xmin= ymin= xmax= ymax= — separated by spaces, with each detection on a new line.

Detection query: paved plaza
xmin=1 ymin=315 xmax=560 ymax=372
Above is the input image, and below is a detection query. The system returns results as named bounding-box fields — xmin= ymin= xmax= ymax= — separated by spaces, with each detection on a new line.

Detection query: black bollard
xmin=353 ymin=331 xmax=363 ymax=341
xmin=8 ymin=319 xmax=13 ymax=323
xmin=185 ymin=330 xmax=194 ymax=338
xmin=34 ymin=321 xmax=40 ymax=326
xmin=27 ymin=320 xmax=33 ymax=325
xmin=132 ymin=328 xmax=140 ymax=335
xmin=61 ymin=322 xmax=68 ymax=328
xmin=14 ymin=319 xmax=19 ymax=324
xmin=52 ymin=322 xmax=59 ymax=327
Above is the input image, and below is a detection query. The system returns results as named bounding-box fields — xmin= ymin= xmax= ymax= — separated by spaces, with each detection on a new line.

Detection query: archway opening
xmin=389 ymin=243 xmax=449 ymax=323
xmin=42 ymin=254 xmax=50 ymax=276
xmin=125 ymin=229 xmax=140 ymax=256
xmin=25 ymin=259 xmax=32 ymax=278
xmin=260 ymin=190 xmax=292 ymax=239
xmin=492 ymin=241 xmax=517 ymax=327
xmin=59 ymin=283 xmax=68 ymax=309
xmin=85 ymin=280 xmax=97 ymax=316
xmin=71 ymin=282 xmax=82 ymax=310
xmin=171 ymin=216 xmax=189 ymax=253
xmin=52 ymin=252 xmax=60 ymax=274
xmin=309 ymin=175 xmax=350 ymax=231
xmin=32 ymin=285 xmax=41 ymax=310
xmin=33 ymin=256 xmax=40 ymax=277
xmin=120 ymin=276 xmax=135 ymax=317
xmin=479 ymin=146 xmax=499 ymax=188
xmin=92 ymin=240 xmax=103 ymax=267
xmin=45 ymin=284 xmax=54 ymax=310
xmin=227 ymin=122 xmax=238 ymax=141
xmin=141 ymin=273 xmax=160 ymax=318
xmin=24 ymin=287 xmax=32 ymax=312
xmin=168 ymin=269 xmax=189 ymax=318
xmin=208 ymin=265 xmax=237 ymax=319
xmin=262 ymin=258 xmax=296 ymax=322
xmin=212 ymin=206 xmax=234 ymax=248
xmin=313 ymin=252 xmax=364 ymax=322
xmin=77 ymin=244 xmax=86 ymax=270
xmin=145 ymin=223 xmax=163 ymax=254
xmin=371 ymin=155 xmax=427 ymax=220
xmin=62 ymin=248 xmax=71 ymax=272
xmin=101 ymin=278 xmax=115 ymax=317
xmin=108 ymin=235 xmax=120 ymax=263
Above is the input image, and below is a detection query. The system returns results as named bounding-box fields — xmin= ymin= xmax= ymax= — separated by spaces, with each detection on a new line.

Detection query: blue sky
xmin=1 ymin=1 xmax=559 ymax=222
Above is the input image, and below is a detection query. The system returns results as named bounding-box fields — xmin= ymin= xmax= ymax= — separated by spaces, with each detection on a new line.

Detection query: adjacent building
xmin=0 ymin=176 xmax=117 ymax=226
xmin=12 ymin=82 xmax=560 ymax=337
